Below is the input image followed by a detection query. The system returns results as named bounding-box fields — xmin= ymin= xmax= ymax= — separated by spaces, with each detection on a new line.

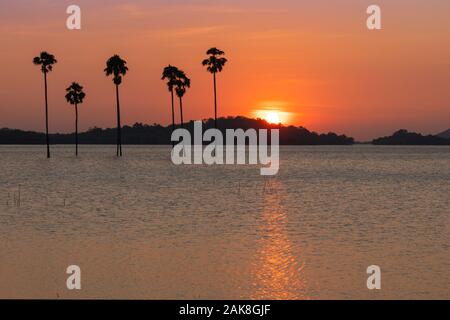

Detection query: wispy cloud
xmin=171 ymin=25 xmax=232 ymax=36
xmin=135 ymin=25 xmax=233 ymax=40
xmin=112 ymin=2 xmax=245 ymax=18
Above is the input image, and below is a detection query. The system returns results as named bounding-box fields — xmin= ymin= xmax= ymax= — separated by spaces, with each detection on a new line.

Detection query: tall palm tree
xmin=162 ymin=65 xmax=182 ymax=142
xmin=65 ymin=82 xmax=86 ymax=156
xmin=202 ymin=47 xmax=227 ymax=129
xmin=33 ymin=51 xmax=57 ymax=158
xmin=104 ymin=54 xmax=128 ymax=157
xmin=175 ymin=73 xmax=191 ymax=128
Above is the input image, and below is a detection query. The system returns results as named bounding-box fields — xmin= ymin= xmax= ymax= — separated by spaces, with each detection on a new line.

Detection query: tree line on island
xmin=372 ymin=129 xmax=450 ymax=145
xmin=31 ymin=48 xmax=227 ymax=157
xmin=2 ymin=121 xmax=448 ymax=146
xmin=0 ymin=117 xmax=354 ymax=145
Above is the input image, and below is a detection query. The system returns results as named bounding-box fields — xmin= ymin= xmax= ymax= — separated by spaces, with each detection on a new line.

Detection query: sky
xmin=0 ymin=0 xmax=449 ymax=140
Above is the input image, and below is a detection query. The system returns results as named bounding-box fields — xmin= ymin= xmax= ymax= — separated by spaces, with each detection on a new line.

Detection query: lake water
xmin=0 ymin=145 xmax=449 ymax=299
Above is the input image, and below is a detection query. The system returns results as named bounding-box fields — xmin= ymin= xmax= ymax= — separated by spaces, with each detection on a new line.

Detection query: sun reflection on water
xmin=251 ymin=179 xmax=308 ymax=300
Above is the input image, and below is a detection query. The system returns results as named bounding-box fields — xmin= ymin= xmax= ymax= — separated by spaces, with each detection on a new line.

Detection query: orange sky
xmin=1 ymin=0 xmax=449 ymax=140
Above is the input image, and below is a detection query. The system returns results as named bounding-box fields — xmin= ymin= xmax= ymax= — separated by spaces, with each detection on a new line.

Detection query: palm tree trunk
xmin=75 ymin=104 xmax=78 ymax=156
xmin=115 ymin=84 xmax=122 ymax=157
xmin=179 ymin=97 xmax=184 ymax=128
xmin=44 ymin=72 xmax=50 ymax=158
xmin=213 ymin=72 xmax=217 ymax=129
xmin=171 ymin=89 xmax=175 ymax=147
xmin=179 ymin=96 xmax=186 ymax=157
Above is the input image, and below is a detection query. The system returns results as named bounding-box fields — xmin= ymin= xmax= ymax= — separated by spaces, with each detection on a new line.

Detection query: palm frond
xmin=105 ymin=55 xmax=128 ymax=84
xmin=33 ymin=51 xmax=57 ymax=73
xmin=65 ymin=82 xmax=86 ymax=105
xmin=202 ymin=48 xmax=227 ymax=74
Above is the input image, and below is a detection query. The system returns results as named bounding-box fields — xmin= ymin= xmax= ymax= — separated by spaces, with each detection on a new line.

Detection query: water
xmin=0 ymin=145 xmax=449 ymax=299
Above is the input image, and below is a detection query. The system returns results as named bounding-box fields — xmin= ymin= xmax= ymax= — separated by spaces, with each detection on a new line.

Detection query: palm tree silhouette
xmin=175 ymin=72 xmax=191 ymax=128
xmin=65 ymin=82 xmax=86 ymax=156
xmin=104 ymin=54 xmax=128 ymax=157
xmin=33 ymin=51 xmax=57 ymax=158
xmin=162 ymin=65 xmax=182 ymax=142
xmin=202 ymin=47 xmax=227 ymax=129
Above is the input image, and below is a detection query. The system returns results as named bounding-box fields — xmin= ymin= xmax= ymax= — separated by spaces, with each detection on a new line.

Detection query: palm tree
xmin=162 ymin=65 xmax=182 ymax=142
xmin=65 ymin=82 xmax=86 ymax=156
xmin=175 ymin=73 xmax=191 ymax=128
xmin=33 ymin=51 xmax=57 ymax=158
xmin=104 ymin=54 xmax=128 ymax=157
xmin=202 ymin=47 xmax=227 ymax=129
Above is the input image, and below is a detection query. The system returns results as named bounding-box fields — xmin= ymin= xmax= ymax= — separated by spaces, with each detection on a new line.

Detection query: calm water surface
xmin=0 ymin=145 xmax=449 ymax=299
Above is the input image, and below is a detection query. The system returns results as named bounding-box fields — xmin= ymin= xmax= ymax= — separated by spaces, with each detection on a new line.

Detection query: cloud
xmin=112 ymin=2 xmax=245 ymax=18
xmin=171 ymin=25 xmax=232 ymax=36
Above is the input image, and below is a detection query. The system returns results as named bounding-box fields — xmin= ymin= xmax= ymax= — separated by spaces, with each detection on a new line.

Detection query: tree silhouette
xmin=65 ymin=82 xmax=86 ymax=156
xmin=162 ymin=65 xmax=184 ymax=143
xmin=202 ymin=47 xmax=227 ymax=129
xmin=33 ymin=51 xmax=57 ymax=158
xmin=175 ymin=72 xmax=191 ymax=128
xmin=104 ymin=54 xmax=128 ymax=157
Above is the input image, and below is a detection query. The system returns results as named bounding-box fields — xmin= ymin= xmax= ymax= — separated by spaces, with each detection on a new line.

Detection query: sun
xmin=253 ymin=107 xmax=290 ymax=125
xmin=264 ymin=111 xmax=281 ymax=124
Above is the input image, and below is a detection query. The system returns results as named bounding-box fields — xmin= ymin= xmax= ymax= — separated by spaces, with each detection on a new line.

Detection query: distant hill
xmin=372 ymin=129 xmax=450 ymax=145
xmin=437 ymin=129 xmax=450 ymax=139
xmin=0 ymin=116 xmax=354 ymax=145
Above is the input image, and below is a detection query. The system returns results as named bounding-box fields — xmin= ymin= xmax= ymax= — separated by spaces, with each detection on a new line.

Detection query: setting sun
xmin=265 ymin=111 xmax=281 ymax=124
xmin=253 ymin=108 xmax=292 ymax=125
